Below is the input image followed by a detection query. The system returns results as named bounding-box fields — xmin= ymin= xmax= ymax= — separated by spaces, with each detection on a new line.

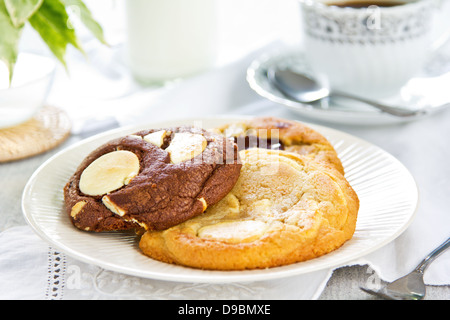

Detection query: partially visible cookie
xmin=64 ymin=126 xmax=241 ymax=232
xmin=139 ymin=148 xmax=359 ymax=270
xmin=215 ymin=116 xmax=344 ymax=174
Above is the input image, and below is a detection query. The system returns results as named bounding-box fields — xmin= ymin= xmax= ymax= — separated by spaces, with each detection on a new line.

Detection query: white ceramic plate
xmin=247 ymin=49 xmax=450 ymax=125
xmin=22 ymin=116 xmax=419 ymax=283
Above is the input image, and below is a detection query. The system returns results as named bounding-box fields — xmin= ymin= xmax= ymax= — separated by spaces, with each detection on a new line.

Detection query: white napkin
xmin=1 ymin=221 xmax=448 ymax=299
xmin=0 ymin=225 xmax=331 ymax=300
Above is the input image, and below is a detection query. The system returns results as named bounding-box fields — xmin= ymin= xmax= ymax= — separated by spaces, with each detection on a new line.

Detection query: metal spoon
xmin=267 ymin=67 xmax=432 ymax=118
xmin=360 ymin=237 xmax=450 ymax=300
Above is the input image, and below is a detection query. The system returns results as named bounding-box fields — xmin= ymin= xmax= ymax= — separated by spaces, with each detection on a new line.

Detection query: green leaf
xmin=61 ymin=0 xmax=107 ymax=45
xmin=0 ymin=0 xmax=23 ymax=83
xmin=4 ymin=0 xmax=43 ymax=27
xmin=28 ymin=0 xmax=84 ymax=68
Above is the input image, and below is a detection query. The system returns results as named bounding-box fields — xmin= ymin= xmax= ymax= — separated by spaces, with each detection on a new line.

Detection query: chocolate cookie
xmin=215 ymin=116 xmax=345 ymax=174
xmin=64 ymin=126 xmax=241 ymax=232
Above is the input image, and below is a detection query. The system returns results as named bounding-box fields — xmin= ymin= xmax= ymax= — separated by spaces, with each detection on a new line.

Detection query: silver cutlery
xmin=267 ymin=67 xmax=449 ymax=118
xmin=360 ymin=237 xmax=450 ymax=300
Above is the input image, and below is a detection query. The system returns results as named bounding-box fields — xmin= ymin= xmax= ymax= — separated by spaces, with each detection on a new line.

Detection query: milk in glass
xmin=125 ymin=0 xmax=218 ymax=84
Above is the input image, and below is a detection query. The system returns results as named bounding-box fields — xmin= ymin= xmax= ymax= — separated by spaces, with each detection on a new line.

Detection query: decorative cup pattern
xmin=301 ymin=1 xmax=434 ymax=44
xmin=299 ymin=0 xmax=438 ymax=99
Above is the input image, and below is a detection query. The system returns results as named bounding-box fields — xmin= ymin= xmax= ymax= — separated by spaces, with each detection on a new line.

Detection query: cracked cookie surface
xmin=139 ymin=147 xmax=359 ymax=270
xmin=64 ymin=126 xmax=241 ymax=232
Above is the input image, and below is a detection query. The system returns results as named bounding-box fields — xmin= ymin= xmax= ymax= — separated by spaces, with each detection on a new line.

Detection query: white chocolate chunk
xmin=198 ymin=220 xmax=268 ymax=243
xmin=247 ymin=199 xmax=274 ymax=222
xmin=130 ymin=218 xmax=149 ymax=230
xmin=102 ymin=195 xmax=126 ymax=216
xmin=127 ymin=134 xmax=142 ymax=140
xmin=70 ymin=201 xmax=87 ymax=218
xmin=143 ymin=130 xmax=167 ymax=147
xmin=165 ymin=133 xmax=207 ymax=164
xmin=224 ymin=123 xmax=246 ymax=137
xmin=198 ymin=197 xmax=208 ymax=211
xmin=79 ymin=150 xmax=140 ymax=196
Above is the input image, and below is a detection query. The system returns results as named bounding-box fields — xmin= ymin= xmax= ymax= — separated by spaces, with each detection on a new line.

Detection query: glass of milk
xmin=0 ymin=53 xmax=55 ymax=129
xmin=125 ymin=0 xmax=218 ymax=85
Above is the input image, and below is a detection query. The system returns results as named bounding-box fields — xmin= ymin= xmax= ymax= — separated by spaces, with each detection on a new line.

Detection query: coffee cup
xmin=298 ymin=0 xmax=449 ymax=99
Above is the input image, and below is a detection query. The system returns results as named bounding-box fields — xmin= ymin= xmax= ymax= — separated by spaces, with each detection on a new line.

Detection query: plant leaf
xmin=0 ymin=0 xmax=23 ymax=82
xmin=28 ymin=0 xmax=84 ymax=68
xmin=4 ymin=0 xmax=43 ymax=27
xmin=61 ymin=0 xmax=107 ymax=45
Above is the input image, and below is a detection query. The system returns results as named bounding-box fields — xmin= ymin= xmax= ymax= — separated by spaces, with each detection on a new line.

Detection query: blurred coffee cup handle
xmin=431 ymin=0 xmax=450 ymax=52
xmin=431 ymin=29 xmax=450 ymax=52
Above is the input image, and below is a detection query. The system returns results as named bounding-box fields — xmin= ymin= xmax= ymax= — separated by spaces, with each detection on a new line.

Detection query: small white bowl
xmin=0 ymin=53 xmax=56 ymax=129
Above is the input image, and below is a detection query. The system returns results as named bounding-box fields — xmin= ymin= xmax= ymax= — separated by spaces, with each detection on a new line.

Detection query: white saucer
xmin=247 ymin=49 xmax=450 ymax=125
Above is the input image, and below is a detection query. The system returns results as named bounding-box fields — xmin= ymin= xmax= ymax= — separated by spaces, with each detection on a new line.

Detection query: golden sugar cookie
xmin=139 ymin=148 xmax=359 ymax=270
